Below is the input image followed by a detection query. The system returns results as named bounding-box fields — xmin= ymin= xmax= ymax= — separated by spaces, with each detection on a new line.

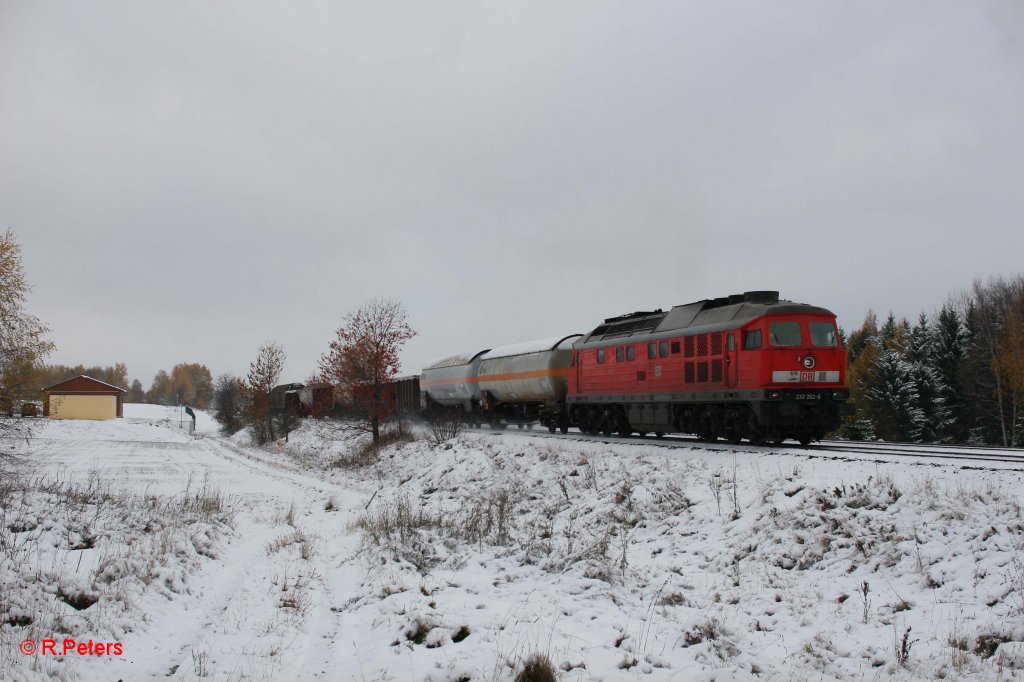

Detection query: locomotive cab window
xmin=627 ymin=346 xmax=635 ymax=361
xmin=616 ymin=347 xmax=624 ymax=362
xmin=769 ymin=321 xmax=802 ymax=347
xmin=727 ymin=334 xmax=735 ymax=351
xmin=744 ymin=329 xmax=762 ymax=349
xmin=659 ymin=341 xmax=669 ymax=358
xmin=810 ymin=322 xmax=839 ymax=347
xmin=597 ymin=349 xmax=605 ymax=364
xmin=648 ymin=343 xmax=657 ymax=359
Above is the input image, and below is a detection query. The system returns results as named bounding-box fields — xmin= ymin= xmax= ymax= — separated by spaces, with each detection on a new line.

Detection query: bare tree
xmin=967 ymin=277 xmax=1024 ymax=446
xmin=212 ymin=373 xmax=245 ymax=435
xmin=0 ymin=229 xmax=54 ymax=442
xmin=246 ymin=342 xmax=285 ymax=445
xmin=319 ymin=298 xmax=416 ymax=443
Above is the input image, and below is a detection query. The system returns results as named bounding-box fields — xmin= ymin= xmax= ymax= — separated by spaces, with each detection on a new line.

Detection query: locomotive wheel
xmin=548 ymin=423 xmax=556 ymax=433
xmin=654 ymin=431 xmax=665 ymax=438
xmin=560 ymin=424 xmax=569 ymax=434
xmin=637 ymin=431 xmax=648 ymax=437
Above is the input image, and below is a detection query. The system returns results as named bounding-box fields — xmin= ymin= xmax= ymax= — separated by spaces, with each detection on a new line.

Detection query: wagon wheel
xmin=560 ymin=423 xmax=569 ymax=434
xmin=548 ymin=422 xmax=556 ymax=434
xmin=654 ymin=431 xmax=665 ymax=438
xmin=699 ymin=426 xmax=719 ymax=442
xmin=617 ymin=415 xmax=632 ymax=437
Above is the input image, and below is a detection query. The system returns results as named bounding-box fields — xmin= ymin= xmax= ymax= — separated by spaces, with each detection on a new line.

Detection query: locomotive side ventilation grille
xmin=697 ymin=362 xmax=709 ymax=383
xmin=684 ymin=332 xmax=727 ymax=385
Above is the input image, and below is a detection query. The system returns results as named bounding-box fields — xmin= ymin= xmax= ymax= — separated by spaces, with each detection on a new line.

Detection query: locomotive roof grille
xmin=603 ymin=316 xmax=664 ymax=339
xmin=602 ymin=309 xmax=664 ymax=324
xmin=577 ymin=291 xmax=832 ymax=348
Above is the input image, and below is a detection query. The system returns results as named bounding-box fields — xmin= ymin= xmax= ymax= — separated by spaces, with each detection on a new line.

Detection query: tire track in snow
xmin=78 ymin=435 xmax=370 ymax=681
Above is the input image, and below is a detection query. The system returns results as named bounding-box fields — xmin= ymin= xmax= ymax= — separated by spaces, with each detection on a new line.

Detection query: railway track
xmin=477 ymin=425 xmax=1024 ymax=469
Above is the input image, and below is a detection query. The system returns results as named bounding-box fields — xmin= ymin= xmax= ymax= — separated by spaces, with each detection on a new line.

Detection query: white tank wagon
xmin=419 ymin=349 xmax=489 ymax=418
xmin=477 ymin=334 xmax=581 ymax=432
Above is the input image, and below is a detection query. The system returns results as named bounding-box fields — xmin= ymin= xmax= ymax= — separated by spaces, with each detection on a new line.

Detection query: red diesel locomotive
xmin=567 ymin=291 xmax=853 ymax=444
xmin=419 ymin=291 xmax=853 ymax=445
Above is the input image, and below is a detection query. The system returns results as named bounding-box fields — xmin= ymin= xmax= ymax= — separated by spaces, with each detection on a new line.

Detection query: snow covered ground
xmin=3 ymin=407 xmax=1024 ymax=680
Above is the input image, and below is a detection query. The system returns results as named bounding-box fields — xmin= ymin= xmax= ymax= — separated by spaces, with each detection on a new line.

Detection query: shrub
xmin=429 ymin=410 xmax=463 ymax=445
xmin=515 ymin=653 xmax=557 ymax=682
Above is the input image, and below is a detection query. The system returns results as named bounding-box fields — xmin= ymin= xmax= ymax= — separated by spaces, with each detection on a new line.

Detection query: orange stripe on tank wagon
xmin=420 ymin=368 xmax=569 ymax=388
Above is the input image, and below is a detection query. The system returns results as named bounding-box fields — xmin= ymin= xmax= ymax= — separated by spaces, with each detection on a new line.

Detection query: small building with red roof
xmin=42 ymin=376 xmax=126 ymax=420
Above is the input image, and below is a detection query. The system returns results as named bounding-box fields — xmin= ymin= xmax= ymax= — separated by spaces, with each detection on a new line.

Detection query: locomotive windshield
xmin=810 ymin=322 xmax=839 ymax=347
xmin=769 ymin=321 xmax=802 ymax=347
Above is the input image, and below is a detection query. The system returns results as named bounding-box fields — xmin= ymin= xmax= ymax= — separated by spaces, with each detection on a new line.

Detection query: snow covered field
xmin=3 ymin=407 xmax=1024 ymax=681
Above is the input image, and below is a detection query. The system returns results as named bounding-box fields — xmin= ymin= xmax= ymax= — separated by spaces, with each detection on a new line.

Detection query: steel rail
xmin=472 ymin=426 xmax=1024 ymax=469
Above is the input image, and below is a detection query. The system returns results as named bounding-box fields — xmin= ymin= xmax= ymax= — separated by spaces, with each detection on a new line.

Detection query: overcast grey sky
xmin=2 ymin=1 xmax=1022 ymax=387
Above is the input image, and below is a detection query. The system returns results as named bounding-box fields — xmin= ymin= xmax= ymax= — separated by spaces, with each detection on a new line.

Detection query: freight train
xmin=420 ymin=291 xmax=853 ymax=445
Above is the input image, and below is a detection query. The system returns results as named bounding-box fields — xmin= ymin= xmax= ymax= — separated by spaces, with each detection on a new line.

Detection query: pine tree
xmin=129 ymin=379 xmax=145 ymax=403
xmin=879 ymin=313 xmax=898 ymax=349
xmin=867 ymin=346 xmax=925 ymax=442
xmin=905 ymin=313 xmax=951 ymax=441
xmin=931 ymin=303 xmax=965 ymax=441
xmin=960 ymin=302 xmax=1001 ymax=444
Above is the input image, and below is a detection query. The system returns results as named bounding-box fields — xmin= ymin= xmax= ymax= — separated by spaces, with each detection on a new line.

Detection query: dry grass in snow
xmin=284 ymin=424 xmax=1024 ymax=681
xmin=0 ymin=467 xmax=233 ymax=680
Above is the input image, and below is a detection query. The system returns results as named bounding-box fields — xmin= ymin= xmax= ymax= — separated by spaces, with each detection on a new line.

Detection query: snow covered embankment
xmin=300 ymin=426 xmax=1024 ymax=680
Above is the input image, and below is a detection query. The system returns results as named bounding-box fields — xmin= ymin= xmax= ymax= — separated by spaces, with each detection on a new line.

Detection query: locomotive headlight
xmin=767 ymin=390 xmax=782 ymax=400
xmin=832 ymin=389 xmax=850 ymax=400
